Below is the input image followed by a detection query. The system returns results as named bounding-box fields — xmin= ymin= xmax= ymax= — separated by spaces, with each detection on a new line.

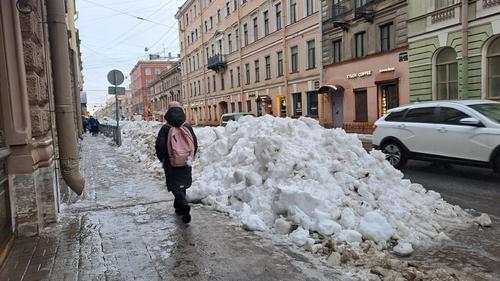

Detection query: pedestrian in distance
xmin=155 ymin=103 xmax=198 ymax=224
xmin=88 ymin=116 xmax=98 ymax=136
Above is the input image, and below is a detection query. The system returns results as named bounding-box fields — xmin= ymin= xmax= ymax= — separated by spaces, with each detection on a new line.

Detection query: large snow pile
xmin=118 ymin=117 xmax=473 ymax=252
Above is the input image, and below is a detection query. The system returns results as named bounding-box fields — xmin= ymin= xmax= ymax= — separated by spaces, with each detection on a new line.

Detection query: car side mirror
xmin=459 ymin=117 xmax=484 ymax=127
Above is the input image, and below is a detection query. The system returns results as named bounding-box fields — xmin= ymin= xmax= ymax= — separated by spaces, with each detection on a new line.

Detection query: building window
xmin=263 ymin=11 xmax=269 ymax=36
xmin=246 ymin=100 xmax=252 ymax=112
xmin=436 ymin=47 xmax=458 ymax=100
xmin=293 ymin=93 xmax=302 ymax=116
xmin=228 ymin=33 xmax=233 ymax=52
xmin=190 ymin=83 xmax=193 ymax=97
xmin=238 ymin=101 xmax=242 ymax=112
xmin=237 ymin=66 xmax=241 ymax=86
xmin=276 ymin=3 xmax=282 ymax=31
xmin=332 ymin=39 xmax=342 ymax=63
xmin=207 ymin=77 xmax=211 ymax=93
xmin=253 ymin=17 xmax=258 ymax=42
xmin=380 ymin=22 xmax=393 ymax=52
xmin=290 ymin=46 xmax=298 ymax=73
xmin=221 ymin=74 xmax=225 ymax=90
xmin=290 ymin=0 xmax=297 ymax=24
xmin=355 ymin=32 xmax=366 ymax=58
xmin=487 ymin=37 xmax=500 ymax=99
xmin=254 ymin=60 xmax=260 ymax=82
xmin=234 ymin=0 xmax=237 ymax=11
xmin=354 ymin=89 xmax=368 ymax=122
xmin=354 ymin=0 xmax=369 ymax=9
xmin=277 ymin=51 xmax=283 ymax=76
xmin=235 ymin=28 xmax=239 ymax=49
xmin=306 ymin=92 xmax=318 ymax=117
xmin=245 ymin=63 xmax=250 ymax=84
xmin=230 ymin=69 xmax=234 ymax=88
xmin=307 ymin=40 xmax=316 ymax=69
xmin=205 ymin=21 xmax=208 ymax=32
xmin=435 ymin=0 xmax=454 ymax=9
xmin=243 ymin=24 xmax=248 ymax=46
xmin=198 ymin=81 xmax=201 ymax=95
xmin=213 ymin=75 xmax=216 ymax=92
xmin=210 ymin=16 xmax=213 ymax=28
xmin=265 ymin=56 xmax=271 ymax=79
xmin=206 ymin=47 xmax=209 ymax=63
xmin=306 ymin=0 xmax=314 ymax=16
xmin=217 ymin=9 xmax=221 ymax=23
xmin=226 ymin=2 xmax=230 ymax=16
xmin=231 ymin=102 xmax=235 ymax=112
xmin=242 ymin=0 xmax=247 ymax=4
xmin=145 ymin=67 xmax=151 ymax=75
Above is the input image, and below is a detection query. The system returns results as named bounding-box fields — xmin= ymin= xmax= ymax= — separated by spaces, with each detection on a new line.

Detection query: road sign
xmin=107 ymin=69 xmax=124 ymax=86
xmin=108 ymin=86 xmax=125 ymax=95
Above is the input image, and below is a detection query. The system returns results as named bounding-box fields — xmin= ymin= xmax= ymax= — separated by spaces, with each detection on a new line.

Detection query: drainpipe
xmin=319 ymin=0 xmax=324 ymax=84
xmin=47 ymin=0 xmax=85 ymax=195
xmin=72 ymin=51 xmax=83 ymax=139
xmin=461 ymin=0 xmax=469 ymax=99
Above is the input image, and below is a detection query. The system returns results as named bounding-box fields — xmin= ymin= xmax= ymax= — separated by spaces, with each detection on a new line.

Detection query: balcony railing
xmin=207 ymin=54 xmax=227 ymax=72
xmin=483 ymin=0 xmax=500 ymax=8
xmin=431 ymin=5 xmax=456 ymax=23
xmin=354 ymin=0 xmax=376 ymax=22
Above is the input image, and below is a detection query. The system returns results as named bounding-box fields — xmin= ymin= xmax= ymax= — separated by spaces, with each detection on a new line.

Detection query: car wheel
xmin=381 ymin=141 xmax=408 ymax=169
xmin=494 ymin=154 xmax=500 ymax=175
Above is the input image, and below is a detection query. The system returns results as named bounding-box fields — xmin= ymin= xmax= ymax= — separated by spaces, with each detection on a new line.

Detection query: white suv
xmin=373 ymin=100 xmax=500 ymax=174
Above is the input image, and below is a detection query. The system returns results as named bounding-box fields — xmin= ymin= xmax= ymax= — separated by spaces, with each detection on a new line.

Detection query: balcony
xmin=332 ymin=0 xmax=350 ymax=18
xmin=354 ymin=0 xmax=376 ymax=23
xmin=431 ymin=5 xmax=456 ymax=24
xmin=207 ymin=54 xmax=227 ymax=72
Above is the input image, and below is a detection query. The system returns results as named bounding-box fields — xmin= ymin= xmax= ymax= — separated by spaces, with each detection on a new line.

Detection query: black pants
xmin=172 ymin=186 xmax=187 ymax=211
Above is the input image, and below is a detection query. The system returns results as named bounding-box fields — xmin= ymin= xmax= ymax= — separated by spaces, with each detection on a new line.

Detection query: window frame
xmin=290 ymin=0 xmax=297 ymax=24
xmin=253 ymin=17 xmax=259 ymax=42
xmin=263 ymin=10 xmax=269 ymax=36
xmin=355 ymin=32 xmax=366 ymax=58
xmin=277 ymin=51 xmax=284 ymax=76
xmin=307 ymin=40 xmax=316 ymax=69
xmin=265 ymin=55 xmax=271 ymax=80
xmin=380 ymin=22 xmax=393 ymax=52
xmin=487 ymin=37 xmax=500 ymax=99
xmin=436 ymin=48 xmax=459 ymax=100
xmin=306 ymin=91 xmax=319 ymax=117
xmin=306 ymin=0 xmax=314 ymax=16
xmin=275 ymin=3 xmax=282 ymax=31
xmin=290 ymin=46 xmax=298 ymax=73
xmin=332 ymin=39 xmax=342 ymax=64
xmin=254 ymin=59 xmax=260 ymax=82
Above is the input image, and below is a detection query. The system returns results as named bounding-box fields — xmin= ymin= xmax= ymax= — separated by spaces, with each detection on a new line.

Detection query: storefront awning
xmin=318 ymin=85 xmax=345 ymax=95
xmin=256 ymin=95 xmax=271 ymax=102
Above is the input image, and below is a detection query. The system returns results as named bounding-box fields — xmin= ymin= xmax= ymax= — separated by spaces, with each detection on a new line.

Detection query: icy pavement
xmin=0 ymin=135 xmax=343 ymax=281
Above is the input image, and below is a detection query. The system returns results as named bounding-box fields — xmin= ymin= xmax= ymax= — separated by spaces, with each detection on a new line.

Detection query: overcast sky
xmin=77 ymin=0 xmax=184 ymax=109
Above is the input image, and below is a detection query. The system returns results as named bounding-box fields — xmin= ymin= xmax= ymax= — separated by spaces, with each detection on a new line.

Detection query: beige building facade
xmin=320 ymin=0 xmax=410 ymax=133
xmin=149 ymin=63 xmax=182 ymax=121
xmin=176 ymin=0 xmax=323 ymax=126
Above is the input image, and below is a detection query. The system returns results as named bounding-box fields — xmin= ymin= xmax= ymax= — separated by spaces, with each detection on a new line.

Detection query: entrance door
xmin=379 ymin=83 xmax=399 ymax=117
xmin=332 ymin=95 xmax=343 ymax=128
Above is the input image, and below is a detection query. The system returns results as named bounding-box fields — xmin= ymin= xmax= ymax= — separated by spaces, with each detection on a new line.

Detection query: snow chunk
xmin=274 ymin=218 xmax=293 ymax=235
xmin=289 ymin=227 xmax=310 ymax=246
xmin=393 ymin=242 xmax=413 ymax=257
xmin=314 ymin=219 xmax=342 ymax=236
xmin=335 ymin=230 xmax=363 ymax=244
xmin=474 ymin=213 xmax=492 ymax=227
xmin=358 ymin=211 xmax=395 ymax=243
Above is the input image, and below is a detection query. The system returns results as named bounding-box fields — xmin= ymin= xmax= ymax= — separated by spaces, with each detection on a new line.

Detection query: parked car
xmin=373 ymin=100 xmax=500 ymax=174
xmin=220 ymin=112 xmax=255 ymax=126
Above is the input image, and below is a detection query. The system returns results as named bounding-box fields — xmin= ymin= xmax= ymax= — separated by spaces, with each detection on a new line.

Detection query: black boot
xmin=181 ymin=205 xmax=191 ymax=224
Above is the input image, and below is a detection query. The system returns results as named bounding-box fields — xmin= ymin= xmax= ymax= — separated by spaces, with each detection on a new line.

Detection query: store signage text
xmin=379 ymin=67 xmax=395 ymax=73
xmin=346 ymin=71 xmax=372 ymax=79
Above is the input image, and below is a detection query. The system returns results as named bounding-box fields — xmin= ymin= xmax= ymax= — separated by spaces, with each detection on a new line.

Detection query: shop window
xmin=436 ymin=47 xmax=458 ymax=100
xmin=293 ymin=93 xmax=302 ymax=116
xmin=306 ymin=92 xmax=318 ymax=117
xmin=354 ymin=89 xmax=368 ymax=122
xmin=379 ymin=83 xmax=399 ymax=117
xmin=487 ymin=37 xmax=500 ymax=99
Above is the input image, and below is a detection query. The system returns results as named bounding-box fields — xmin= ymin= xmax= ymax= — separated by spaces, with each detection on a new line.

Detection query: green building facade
xmin=408 ymin=0 xmax=500 ymax=102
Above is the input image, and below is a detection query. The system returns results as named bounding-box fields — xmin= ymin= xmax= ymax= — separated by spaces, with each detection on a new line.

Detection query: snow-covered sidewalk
xmin=117 ymin=116 xmax=492 ymax=279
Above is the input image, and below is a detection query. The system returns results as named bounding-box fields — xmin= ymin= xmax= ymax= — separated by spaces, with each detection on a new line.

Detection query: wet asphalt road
xmin=401 ymin=160 xmax=500 ymax=219
xmin=400 ymin=160 xmax=500 ymax=280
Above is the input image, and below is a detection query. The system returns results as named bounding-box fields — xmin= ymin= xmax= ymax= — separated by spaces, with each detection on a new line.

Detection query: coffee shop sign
xmin=346 ymin=71 xmax=372 ymax=79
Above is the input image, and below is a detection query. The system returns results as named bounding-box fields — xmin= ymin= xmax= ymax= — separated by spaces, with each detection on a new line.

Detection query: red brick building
xmin=129 ymin=60 xmax=176 ymax=119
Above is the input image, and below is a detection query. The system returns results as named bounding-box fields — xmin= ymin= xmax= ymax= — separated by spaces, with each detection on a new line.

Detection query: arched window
xmin=488 ymin=37 xmax=500 ymax=98
xmin=436 ymin=47 xmax=458 ymax=100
